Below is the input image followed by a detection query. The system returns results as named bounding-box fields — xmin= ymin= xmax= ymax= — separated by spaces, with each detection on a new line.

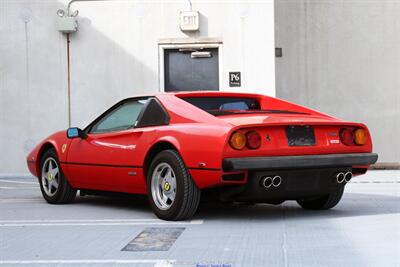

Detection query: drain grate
xmin=122 ymin=227 xmax=185 ymax=251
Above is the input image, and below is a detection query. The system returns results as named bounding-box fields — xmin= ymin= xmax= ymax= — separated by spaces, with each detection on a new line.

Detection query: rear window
xmin=183 ymin=97 xmax=260 ymax=113
xmin=182 ymin=97 xmax=308 ymax=116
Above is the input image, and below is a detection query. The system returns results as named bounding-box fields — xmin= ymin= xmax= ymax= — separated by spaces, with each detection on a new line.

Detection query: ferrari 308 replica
xmin=27 ymin=91 xmax=378 ymax=220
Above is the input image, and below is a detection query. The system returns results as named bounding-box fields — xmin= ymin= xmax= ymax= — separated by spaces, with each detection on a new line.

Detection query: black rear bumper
xmin=220 ymin=167 xmax=351 ymax=202
xmin=222 ymin=153 xmax=378 ymax=172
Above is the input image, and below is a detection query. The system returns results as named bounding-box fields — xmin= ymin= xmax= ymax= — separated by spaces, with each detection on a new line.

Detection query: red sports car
xmin=27 ymin=91 xmax=378 ymax=220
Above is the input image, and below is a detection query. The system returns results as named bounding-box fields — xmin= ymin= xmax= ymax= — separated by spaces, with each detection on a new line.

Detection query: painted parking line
xmin=0 ymin=218 xmax=203 ymax=223
xmin=0 ymin=218 xmax=203 ymax=227
xmin=349 ymin=181 xmax=399 ymax=183
xmin=0 ymin=259 xmax=175 ymax=266
xmin=0 ymin=187 xmax=37 ymax=190
xmin=0 ymin=218 xmax=180 ymax=222
xmin=0 ymin=179 xmax=37 ymax=185
xmin=0 ymin=198 xmax=42 ymax=203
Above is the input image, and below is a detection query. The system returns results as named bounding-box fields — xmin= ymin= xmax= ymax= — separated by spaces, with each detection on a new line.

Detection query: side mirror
xmin=67 ymin=127 xmax=87 ymax=139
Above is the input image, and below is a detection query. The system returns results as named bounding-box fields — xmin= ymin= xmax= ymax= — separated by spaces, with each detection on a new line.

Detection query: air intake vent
xmin=222 ymin=173 xmax=245 ymax=181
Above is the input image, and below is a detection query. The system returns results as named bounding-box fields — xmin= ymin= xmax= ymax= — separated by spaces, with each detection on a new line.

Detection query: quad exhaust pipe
xmin=272 ymin=176 xmax=282 ymax=187
xmin=336 ymin=171 xmax=352 ymax=183
xmin=345 ymin=171 xmax=352 ymax=182
xmin=261 ymin=171 xmax=352 ymax=189
xmin=261 ymin=176 xmax=282 ymax=189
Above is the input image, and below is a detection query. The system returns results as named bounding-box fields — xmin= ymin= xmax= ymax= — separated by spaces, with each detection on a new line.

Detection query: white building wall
xmin=275 ymin=0 xmax=400 ymax=163
xmin=0 ymin=0 xmax=275 ymax=174
xmin=1 ymin=1 xmax=69 ymax=175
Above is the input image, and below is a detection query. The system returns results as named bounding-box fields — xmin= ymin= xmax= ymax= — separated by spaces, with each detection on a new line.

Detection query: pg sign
xmin=229 ymin=72 xmax=241 ymax=87
xmin=180 ymin=11 xmax=199 ymax=32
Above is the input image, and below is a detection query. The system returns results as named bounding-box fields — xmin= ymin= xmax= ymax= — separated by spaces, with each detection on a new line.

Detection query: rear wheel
xmin=147 ymin=150 xmax=200 ymax=221
xmin=39 ymin=148 xmax=76 ymax=204
xmin=296 ymin=186 xmax=344 ymax=210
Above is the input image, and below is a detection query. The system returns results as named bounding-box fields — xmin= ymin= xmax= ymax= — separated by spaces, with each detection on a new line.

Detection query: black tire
xmin=39 ymin=148 xmax=76 ymax=204
xmin=147 ymin=150 xmax=201 ymax=221
xmin=296 ymin=186 xmax=345 ymax=210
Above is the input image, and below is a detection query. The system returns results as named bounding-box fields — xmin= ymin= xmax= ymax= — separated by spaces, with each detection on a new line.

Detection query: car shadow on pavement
xmin=196 ymin=193 xmax=399 ymax=221
xmin=69 ymin=192 xmax=399 ymax=221
xmin=73 ymin=193 xmax=151 ymax=213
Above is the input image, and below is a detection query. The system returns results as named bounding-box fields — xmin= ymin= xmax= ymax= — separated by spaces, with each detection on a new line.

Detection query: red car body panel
xmin=27 ymin=91 xmax=375 ymax=194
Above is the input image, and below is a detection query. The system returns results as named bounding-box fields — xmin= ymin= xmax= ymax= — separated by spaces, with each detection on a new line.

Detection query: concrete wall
xmin=0 ymin=0 xmax=275 ymax=173
xmin=275 ymin=0 xmax=400 ymax=163
xmin=1 ymin=1 xmax=69 ymax=175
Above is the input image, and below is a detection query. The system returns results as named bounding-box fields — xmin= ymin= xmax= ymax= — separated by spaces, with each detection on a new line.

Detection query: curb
xmin=369 ymin=163 xmax=400 ymax=170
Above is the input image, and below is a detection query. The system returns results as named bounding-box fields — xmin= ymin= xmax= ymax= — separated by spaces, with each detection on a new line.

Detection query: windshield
xmin=182 ymin=97 xmax=308 ymax=116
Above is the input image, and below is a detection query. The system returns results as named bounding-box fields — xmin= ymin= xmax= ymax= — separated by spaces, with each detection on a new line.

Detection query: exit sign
xmin=179 ymin=11 xmax=199 ymax=31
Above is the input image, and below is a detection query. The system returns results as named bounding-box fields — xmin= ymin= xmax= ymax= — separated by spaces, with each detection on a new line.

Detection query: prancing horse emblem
xmin=61 ymin=144 xmax=67 ymax=153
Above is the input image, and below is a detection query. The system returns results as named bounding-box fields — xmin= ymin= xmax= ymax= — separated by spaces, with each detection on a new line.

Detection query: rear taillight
xmin=230 ymin=130 xmax=261 ymax=150
xmin=340 ymin=127 xmax=368 ymax=146
xmin=246 ymin=131 xmax=261 ymax=149
xmin=354 ymin=128 xmax=367 ymax=145
xmin=340 ymin=128 xmax=354 ymax=146
xmin=230 ymin=132 xmax=246 ymax=150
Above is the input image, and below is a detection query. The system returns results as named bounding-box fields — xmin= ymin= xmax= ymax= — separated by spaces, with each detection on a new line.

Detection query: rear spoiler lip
xmin=227 ymin=121 xmax=366 ymax=130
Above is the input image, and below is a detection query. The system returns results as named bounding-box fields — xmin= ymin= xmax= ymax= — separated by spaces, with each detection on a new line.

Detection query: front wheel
xmin=39 ymin=148 xmax=76 ymax=204
xmin=296 ymin=186 xmax=345 ymax=210
xmin=147 ymin=150 xmax=200 ymax=221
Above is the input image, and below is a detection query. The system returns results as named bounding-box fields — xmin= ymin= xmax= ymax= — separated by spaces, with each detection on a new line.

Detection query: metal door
xmin=164 ymin=48 xmax=219 ymax=91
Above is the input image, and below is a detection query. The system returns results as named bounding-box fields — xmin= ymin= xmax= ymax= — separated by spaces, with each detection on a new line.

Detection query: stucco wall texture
xmin=0 ymin=0 xmax=275 ymax=173
xmin=275 ymin=0 xmax=400 ymax=163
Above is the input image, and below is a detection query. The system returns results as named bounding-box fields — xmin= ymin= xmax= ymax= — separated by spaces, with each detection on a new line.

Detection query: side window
xmin=90 ymin=99 xmax=148 ymax=134
xmin=135 ymin=98 xmax=170 ymax=127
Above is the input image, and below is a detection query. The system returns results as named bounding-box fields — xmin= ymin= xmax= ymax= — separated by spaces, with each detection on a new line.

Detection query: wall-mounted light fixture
xmin=57 ymin=0 xmax=110 ymax=126
xmin=56 ymin=7 xmax=78 ymax=33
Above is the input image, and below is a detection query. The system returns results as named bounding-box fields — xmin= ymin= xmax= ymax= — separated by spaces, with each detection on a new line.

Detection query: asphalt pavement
xmin=0 ymin=170 xmax=399 ymax=267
